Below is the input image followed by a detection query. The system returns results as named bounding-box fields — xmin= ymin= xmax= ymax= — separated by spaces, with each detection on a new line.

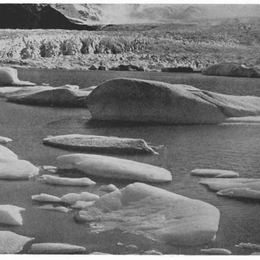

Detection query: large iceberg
xmin=57 ymin=153 xmax=172 ymax=183
xmin=76 ymin=183 xmax=220 ymax=246
xmin=87 ymin=78 xmax=260 ymax=124
xmin=87 ymin=78 xmax=225 ymax=124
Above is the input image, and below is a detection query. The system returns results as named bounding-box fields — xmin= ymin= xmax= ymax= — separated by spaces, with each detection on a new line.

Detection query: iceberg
xmin=41 ymin=174 xmax=96 ymax=186
xmin=0 ymin=231 xmax=34 ymax=254
xmin=77 ymin=182 xmax=220 ymax=246
xmin=0 ymin=205 xmax=24 ymax=226
xmin=43 ymin=134 xmax=158 ymax=155
xmin=57 ymin=153 xmax=172 ymax=183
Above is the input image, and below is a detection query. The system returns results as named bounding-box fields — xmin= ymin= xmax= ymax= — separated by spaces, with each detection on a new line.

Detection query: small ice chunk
xmin=28 ymin=243 xmax=86 ymax=254
xmin=0 ymin=205 xmax=25 ymax=226
xmin=143 ymin=250 xmax=163 ymax=255
xmin=32 ymin=193 xmax=61 ymax=203
xmin=126 ymin=244 xmax=138 ymax=249
xmin=38 ymin=205 xmax=70 ymax=213
xmin=71 ymin=201 xmax=95 ymax=209
xmin=41 ymin=174 xmax=96 ymax=186
xmin=0 ymin=231 xmax=34 ymax=254
xmin=217 ymin=188 xmax=260 ymax=201
xmin=191 ymin=169 xmax=239 ymax=178
xmin=99 ymin=184 xmax=119 ymax=193
xmin=0 ymin=136 xmax=13 ymax=144
xmin=61 ymin=192 xmax=99 ymax=205
xmin=90 ymin=252 xmax=111 ymax=255
xmin=41 ymin=165 xmax=58 ymax=174
xmin=201 ymin=248 xmax=232 ymax=255
xmin=236 ymin=243 xmax=260 ymax=250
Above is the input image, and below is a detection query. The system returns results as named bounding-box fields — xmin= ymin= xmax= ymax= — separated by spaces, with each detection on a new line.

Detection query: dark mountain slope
xmin=0 ymin=4 xmax=100 ymax=30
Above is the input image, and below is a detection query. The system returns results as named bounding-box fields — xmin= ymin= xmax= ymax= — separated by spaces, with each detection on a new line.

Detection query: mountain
xmin=0 ymin=4 xmax=260 ymax=29
xmin=53 ymin=4 xmax=260 ymax=24
xmin=0 ymin=4 xmax=100 ymax=30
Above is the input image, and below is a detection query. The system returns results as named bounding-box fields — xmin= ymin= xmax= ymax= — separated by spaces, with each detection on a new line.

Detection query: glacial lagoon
xmin=0 ymin=69 xmax=259 ymax=254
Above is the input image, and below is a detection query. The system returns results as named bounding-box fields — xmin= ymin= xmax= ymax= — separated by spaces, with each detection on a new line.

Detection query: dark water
xmin=0 ymin=69 xmax=259 ymax=254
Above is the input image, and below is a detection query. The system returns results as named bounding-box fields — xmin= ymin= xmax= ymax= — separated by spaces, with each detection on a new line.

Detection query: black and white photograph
xmin=0 ymin=0 xmax=259 ymax=256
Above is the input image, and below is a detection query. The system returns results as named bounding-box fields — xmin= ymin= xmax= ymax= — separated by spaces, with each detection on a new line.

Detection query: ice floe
xmin=236 ymin=242 xmax=260 ymax=250
xmin=200 ymin=178 xmax=260 ymax=192
xmin=201 ymin=248 xmax=232 ymax=255
xmin=0 ymin=136 xmax=12 ymax=144
xmin=99 ymin=184 xmax=119 ymax=193
xmin=57 ymin=154 xmax=172 ymax=183
xmin=32 ymin=193 xmax=61 ymax=203
xmin=0 ymin=67 xmax=35 ymax=86
xmin=41 ymin=174 xmax=96 ymax=186
xmin=71 ymin=200 xmax=95 ymax=209
xmin=7 ymin=85 xmax=89 ymax=107
xmin=76 ymin=182 xmax=220 ymax=246
xmin=38 ymin=205 xmax=70 ymax=213
xmin=223 ymin=116 xmax=260 ymax=124
xmin=28 ymin=243 xmax=86 ymax=254
xmin=0 ymin=144 xmax=18 ymax=161
xmin=191 ymin=169 xmax=239 ymax=178
xmin=43 ymin=134 xmax=158 ymax=154
xmin=0 ymin=231 xmax=34 ymax=254
xmin=61 ymin=192 xmax=99 ymax=205
xmin=0 ymin=205 xmax=24 ymax=226
xmin=0 ymin=159 xmax=39 ymax=180
xmin=143 ymin=249 xmax=163 ymax=255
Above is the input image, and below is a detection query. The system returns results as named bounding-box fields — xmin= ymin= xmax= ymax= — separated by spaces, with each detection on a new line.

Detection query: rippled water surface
xmin=0 ymin=69 xmax=259 ymax=254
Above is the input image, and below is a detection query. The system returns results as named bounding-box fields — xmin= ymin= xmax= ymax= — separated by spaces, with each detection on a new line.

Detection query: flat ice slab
xmin=43 ymin=134 xmax=158 ymax=155
xmin=57 ymin=153 xmax=172 ymax=183
xmin=191 ymin=168 xmax=239 ymax=178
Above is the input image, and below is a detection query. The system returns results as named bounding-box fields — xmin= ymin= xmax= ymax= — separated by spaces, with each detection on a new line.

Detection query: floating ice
xmin=191 ymin=169 xmax=239 ymax=178
xmin=57 ymin=153 xmax=172 ymax=183
xmin=41 ymin=165 xmax=58 ymax=174
xmin=71 ymin=201 xmax=95 ymax=209
xmin=143 ymin=249 xmax=163 ymax=255
xmin=0 ymin=205 xmax=24 ymax=226
xmin=0 ymin=136 xmax=13 ymax=144
xmin=61 ymin=192 xmax=99 ymax=205
xmin=0 ymin=231 xmax=34 ymax=254
xmin=0 ymin=144 xmax=18 ymax=161
xmin=0 ymin=67 xmax=35 ymax=86
xmin=99 ymin=184 xmax=119 ymax=193
xmin=236 ymin=242 xmax=260 ymax=251
xmin=32 ymin=193 xmax=61 ymax=203
xmin=201 ymin=248 xmax=232 ymax=255
xmin=38 ymin=205 xmax=70 ymax=213
xmin=43 ymin=134 xmax=158 ymax=155
xmin=77 ymin=182 xmax=220 ymax=246
xmin=200 ymin=178 xmax=260 ymax=192
xmin=41 ymin=174 xmax=96 ymax=186
xmin=28 ymin=243 xmax=86 ymax=254
xmin=0 ymin=159 xmax=39 ymax=180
